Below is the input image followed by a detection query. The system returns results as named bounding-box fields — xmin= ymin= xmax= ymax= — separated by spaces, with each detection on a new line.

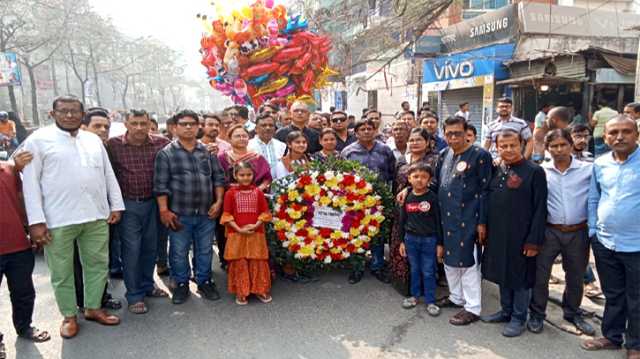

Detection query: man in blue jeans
xmin=108 ymin=109 xmax=171 ymax=313
xmin=582 ymin=115 xmax=640 ymax=359
xmin=154 ymin=109 xmax=225 ymax=304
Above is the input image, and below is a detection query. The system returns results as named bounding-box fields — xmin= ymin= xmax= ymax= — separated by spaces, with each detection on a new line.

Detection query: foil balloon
xmin=247 ymin=74 xmax=270 ymax=86
xmin=275 ymin=84 xmax=296 ymax=98
xmin=234 ymin=79 xmax=248 ymax=97
xmin=255 ymin=76 xmax=288 ymax=96
xmin=249 ymin=46 xmax=281 ymax=63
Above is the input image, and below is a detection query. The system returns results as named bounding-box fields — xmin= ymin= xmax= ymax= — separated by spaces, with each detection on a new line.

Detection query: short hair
xmin=570 ymin=124 xmax=591 ymax=134
xmin=223 ymin=106 xmax=236 ymax=114
xmin=235 ymin=106 xmax=249 ymax=120
xmin=53 ymin=95 xmax=84 ymax=112
xmin=459 ymin=102 xmax=469 ymax=109
xmin=166 ymin=115 xmax=177 ymax=126
xmin=401 ymin=101 xmax=409 ymax=106
xmin=497 ymin=97 xmax=513 ymax=105
xmin=409 ymin=127 xmax=434 ymax=145
xmin=539 ymin=103 xmax=551 ymax=110
xmin=127 ymin=109 xmax=149 ymax=120
xmin=259 ymin=103 xmax=279 ymax=114
xmin=443 ymin=116 xmax=468 ymax=131
xmin=285 ymin=130 xmax=306 ymax=144
xmin=175 ymin=109 xmax=200 ymax=123
xmin=82 ymin=107 xmax=109 ymax=126
xmin=319 ymin=127 xmax=337 ymax=140
xmin=467 ymin=124 xmax=477 ymax=136
xmin=496 ymin=128 xmax=522 ymax=144
xmin=227 ymin=123 xmax=249 ymax=138
xmin=605 ymin=114 xmax=638 ymax=132
xmin=353 ymin=118 xmax=376 ymax=132
xmin=255 ymin=112 xmax=276 ymax=126
xmin=331 ymin=110 xmax=347 ymax=117
xmin=625 ymin=102 xmax=640 ymax=113
xmin=364 ymin=109 xmax=381 ymax=118
xmin=419 ymin=111 xmax=439 ymax=121
xmin=548 ymin=106 xmax=571 ymax=123
xmin=203 ymin=113 xmax=221 ymax=124
xmin=407 ymin=162 xmax=434 ymax=177
xmin=400 ymin=111 xmax=415 ymax=119
xmin=348 ymin=115 xmax=355 ymax=120
xmin=150 ymin=118 xmax=158 ymax=127
xmin=544 ymin=128 xmax=573 ymax=148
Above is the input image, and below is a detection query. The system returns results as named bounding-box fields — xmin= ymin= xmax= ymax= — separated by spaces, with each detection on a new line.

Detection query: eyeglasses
xmin=444 ymin=131 xmax=465 ymax=138
xmin=368 ymin=117 xmax=380 ymax=121
xmin=177 ymin=122 xmax=198 ymax=128
xmin=54 ymin=109 xmax=83 ymax=116
xmin=292 ymin=109 xmax=309 ymax=114
xmin=331 ymin=117 xmax=347 ymax=123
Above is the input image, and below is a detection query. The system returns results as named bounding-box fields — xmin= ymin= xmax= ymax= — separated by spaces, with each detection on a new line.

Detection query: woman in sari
xmin=390 ymin=128 xmax=440 ymax=295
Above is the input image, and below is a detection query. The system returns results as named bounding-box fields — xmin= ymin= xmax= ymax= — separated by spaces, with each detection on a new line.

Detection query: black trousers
xmin=0 ymin=249 xmax=35 ymax=336
xmin=73 ymin=242 xmax=109 ymax=308
xmin=530 ymin=227 xmax=589 ymax=320
xmin=592 ymin=239 xmax=640 ymax=350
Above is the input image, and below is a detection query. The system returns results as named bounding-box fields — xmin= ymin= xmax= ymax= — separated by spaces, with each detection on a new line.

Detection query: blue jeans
xmin=369 ymin=237 xmax=385 ymax=272
xmin=404 ymin=233 xmax=438 ymax=303
xmin=109 ymin=224 xmax=122 ymax=274
xmin=156 ymin=224 xmax=169 ymax=268
xmin=169 ymin=215 xmax=215 ymax=286
xmin=119 ymin=199 xmax=159 ymax=303
xmin=499 ymin=286 xmax=532 ymax=324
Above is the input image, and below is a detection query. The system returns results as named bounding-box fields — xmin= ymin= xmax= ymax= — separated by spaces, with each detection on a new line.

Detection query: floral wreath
xmin=269 ymin=157 xmax=393 ymax=270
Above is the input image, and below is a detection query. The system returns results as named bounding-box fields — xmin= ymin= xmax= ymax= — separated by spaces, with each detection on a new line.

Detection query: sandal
xmin=103 ymin=298 xmax=122 ymax=310
xmin=584 ymin=283 xmax=603 ymax=298
xmin=235 ymin=296 xmax=248 ymax=306
xmin=402 ymin=297 xmax=418 ymax=309
xmin=18 ymin=327 xmax=51 ymax=343
xmin=128 ymin=302 xmax=148 ymax=315
xmin=581 ymin=337 xmax=622 ymax=351
xmin=257 ymin=294 xmax=272 ymax=304
xmin=147 ymin=287 xmax=169 ymax=298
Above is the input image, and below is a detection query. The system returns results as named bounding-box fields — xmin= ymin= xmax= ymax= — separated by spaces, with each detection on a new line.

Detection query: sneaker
xmin=502 ymin=320 xmax=526 ymax=338
xmin=426 ymin=304 xmax=441 ymax=317
xmin=402 ymin=297 xmax=418 ymax=309
xmin=527 ymin=317 xmax=544 ymax=333
xmin=171 ymin=283 xmax=190 ymax=304
xmin=481 ymin=311 xmax=511 ymax=323
xmin=566 ymin=316 xmax=596 ymax=336
xmin=197 ymin=281 xmax=221 ymax=301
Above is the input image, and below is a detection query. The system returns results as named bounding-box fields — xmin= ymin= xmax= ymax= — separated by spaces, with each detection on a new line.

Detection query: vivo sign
xmin=434 ymin=60 xmax=475 ymax=81
xmin=423 ymin=43 xmax=515 ymax=85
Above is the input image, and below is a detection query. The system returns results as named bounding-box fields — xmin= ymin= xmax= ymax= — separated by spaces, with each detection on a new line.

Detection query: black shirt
xmin=274 ymin=125 xmax=321 ymax=154
xmin=399 ymin=189 xmax=442 ymax=243
xmin=335 ymin=131 xmax=357 ymax=152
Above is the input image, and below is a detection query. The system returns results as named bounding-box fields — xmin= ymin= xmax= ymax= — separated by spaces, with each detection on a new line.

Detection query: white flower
xmin=324 ymin=256 xmax=332 ymax=264
xmin=325 ymin=171 xmax=335 ymax=179
xmin=282 ymin=241 xmax=290 ymax=247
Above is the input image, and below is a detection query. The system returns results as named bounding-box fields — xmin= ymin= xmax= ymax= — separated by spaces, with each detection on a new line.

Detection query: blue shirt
xmin=588 ymin=146 xmax=640 ymax=252
xmin=341 ymin=140 xmax=396 ymax=184
xmin=434 ymin=135 xmax=448 ymax=152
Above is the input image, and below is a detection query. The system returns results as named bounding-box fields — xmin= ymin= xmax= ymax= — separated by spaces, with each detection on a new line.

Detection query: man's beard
xmin=55 ymin=120 xmax=81 ymax=133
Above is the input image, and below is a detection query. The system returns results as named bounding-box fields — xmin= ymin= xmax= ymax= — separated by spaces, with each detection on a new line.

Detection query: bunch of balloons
xmin=198 ymin=0 xmax=337 ymax=108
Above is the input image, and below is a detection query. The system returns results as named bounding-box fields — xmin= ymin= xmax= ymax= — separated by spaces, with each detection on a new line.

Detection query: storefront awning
xmin=496 ymin=74 xmax=587 ymax=86
xmin=600 ymin=52 xmax=636 ymax=76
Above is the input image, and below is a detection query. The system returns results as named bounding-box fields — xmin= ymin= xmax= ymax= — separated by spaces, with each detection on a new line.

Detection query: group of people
xmin=0 ymin=94 xmax=639 ymax=359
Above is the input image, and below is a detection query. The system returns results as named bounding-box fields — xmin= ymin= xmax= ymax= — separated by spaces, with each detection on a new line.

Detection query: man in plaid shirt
xmin=107 ymin=109 xmax=171 ymax=314
xmin=154 ymin=109 xmax=225 ymax=304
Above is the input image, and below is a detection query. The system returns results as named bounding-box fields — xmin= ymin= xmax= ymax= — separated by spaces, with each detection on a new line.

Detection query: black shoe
xmin=566 ymin=316 xmax=596 ymax=336
xmin=102 ymin=297 xmax=122 ymax=310
xmin=197 ymin=281 xmax=221 ymax=301
xmin=348 ymin=271 xmax=364 ymax=284
xmin=371 ymin=270 xmax=390 ymax=284
xmin=502 ymin=320 xmax=525 ymax=337
xmin=156 ymin=264 xmax=170 ymax=277
xmin=436 ymin=297 xmax=463 ymax=308
xmin=172 ymin=283 xmax=190 ymax=304
xmin=527 ymin=317 xmax=544 ymax=333
xmin=481 ymin=311 xmax=511 ymax=323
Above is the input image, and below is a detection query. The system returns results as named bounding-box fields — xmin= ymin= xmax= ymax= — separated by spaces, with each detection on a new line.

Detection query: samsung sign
xmin=441 ymin=5 xmax=517 ymax=53
xmin=423 ymin=43 xmax=515 ymax=85
xmin=470 ymin=17 xmax=510 ymax=38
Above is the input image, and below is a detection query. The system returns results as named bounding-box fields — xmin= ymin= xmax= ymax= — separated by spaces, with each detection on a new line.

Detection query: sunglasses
xmin=331 ymin=117 xmax=347 ymax=123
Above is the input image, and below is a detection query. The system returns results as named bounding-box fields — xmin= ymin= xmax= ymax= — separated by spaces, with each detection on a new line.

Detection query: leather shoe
xmin=60 ymin=316 xmax=78 ymax=339
xmin=348 ymin=271 xmax=364 ymax=284
xmin=527 ymin=317 xmax=544 ymax=333
xmin=449 ymin=309 xmax=479 ymax=326
xmin=628 ymin=349 xmax=640 ymax=359
xmin=84 ymin=309 xmax=120 ymax=326
xmin=371 ymin=270 xmax=390 ymax=283
xmin=566 ymin=316 xmax=596 ymax=336
xmin=502 ymin=320 xmax=526 ymax=338
xmin=481 ymin=311 xmax=511 ymax=323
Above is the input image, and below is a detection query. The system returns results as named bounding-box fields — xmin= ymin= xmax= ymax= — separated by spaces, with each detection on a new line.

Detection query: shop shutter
xmin=439 ymin=87 xmax=484 ymax=131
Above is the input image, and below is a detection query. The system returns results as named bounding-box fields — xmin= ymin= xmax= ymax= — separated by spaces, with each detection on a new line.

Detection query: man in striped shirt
xmin=482 ymin=97 xmax=533 ymax=159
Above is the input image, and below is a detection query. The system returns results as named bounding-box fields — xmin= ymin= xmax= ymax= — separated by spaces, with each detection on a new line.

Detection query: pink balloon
xmin=275 ymin=84 xmax=296 ymax=97
xmin=265 ymin=0 xmax=274 ymax=8
xmin=234 ymin=79 xmax=248 ymax=97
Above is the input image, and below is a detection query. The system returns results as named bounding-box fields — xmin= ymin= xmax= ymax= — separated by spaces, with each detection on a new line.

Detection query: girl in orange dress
xmin=220 ymin=161 xmax=273 ymax=305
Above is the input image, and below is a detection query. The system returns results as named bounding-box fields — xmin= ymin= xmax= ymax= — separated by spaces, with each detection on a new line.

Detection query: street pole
xmin=636 ymin=36 xmax=640 ymax=101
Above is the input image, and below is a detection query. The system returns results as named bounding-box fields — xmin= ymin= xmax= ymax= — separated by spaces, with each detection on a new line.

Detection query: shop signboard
xmin=440 ymin=5 xmax=517 ymax=53
xmin=0 ymin=52 xmax=21 ymax=87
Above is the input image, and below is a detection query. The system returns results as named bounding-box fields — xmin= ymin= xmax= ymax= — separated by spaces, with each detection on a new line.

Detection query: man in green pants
xmin=21 ymin=95 xmax=125 ymax=339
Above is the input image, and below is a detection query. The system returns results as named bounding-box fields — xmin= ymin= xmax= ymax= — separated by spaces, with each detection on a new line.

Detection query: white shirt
xmin=455 ymin=110 xmax=470 ymax=121
xmin=22 ymin=126 xmax=125 ymax=229
xmin=542 ymin=158 xmax=592 ymax=226
xmin=248 ymin=137 xmax=287 ymax=177
xmin=273 ymin=160 xmax=291 ymax=180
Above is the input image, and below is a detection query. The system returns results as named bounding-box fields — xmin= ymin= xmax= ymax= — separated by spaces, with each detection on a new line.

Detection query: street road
xmin=0 ymin=255 xmax=620 ymax=359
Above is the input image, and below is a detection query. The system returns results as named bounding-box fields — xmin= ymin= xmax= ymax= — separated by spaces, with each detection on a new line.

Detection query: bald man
xmin=274 ymin=101 xmax=321 ymax=153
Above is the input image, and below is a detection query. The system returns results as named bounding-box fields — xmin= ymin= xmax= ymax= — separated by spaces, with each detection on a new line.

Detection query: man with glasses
xmin=22 ymin=95 xmax=125 ymax=338
xmin=154 ymin=109 xmax=225 ymax=305
xmin=436 ymin=116 xmax=493 ymax=327
xmin=341 ymin=118 xmax=396 ymax=284
xmin=275 ymin=101 xmax=321 ymax=153
xmin=571 ymin=124 xmax=594 ymax=162
xmin=249 ymin=113 xmax=286 ymax=178
xmin=330 ymin=110 xmax=356 ymax=152
xmin=108 ymin=109 xmax=171 ymax=314
xmin=482 ymin=97 xmax=533 ymax=159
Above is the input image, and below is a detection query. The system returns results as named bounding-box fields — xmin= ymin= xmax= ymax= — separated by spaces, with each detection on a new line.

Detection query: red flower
xmin=346 ymin=192 xmax=358 ymax=202
xmin=356 ymin=180 xmax=366 ymax=189
xmin=295 ymin=229 xmax=308 ymax=237
xmin=277 ymin=231 xmax=286 ymax=241
xmin=304 ymin=237 xmax=313 ymax=245
xmin=370 ymin=219 xmax=379 ymax=227
xmin=352 ymin=220 xmax=361 ymax=228
xmin=290 ymin=244 xmax=301 ymax=253
xmin=278 ymin=194 xmax=287 ymax=203
xmin=342 ymin=174 xmax=355 ymax=186
xmin=317 ymin=175 xmax=326 ymax=183
xmin=299 ymin=175 xmax=312 ymax=186
xmin=330 ymin=252 xmax=342 ymax=261
xmin=362 ymin=242 xmax=370 ymax=250
xmin=319 ymin=228 xmax=333 ymax=237
xmin=346 ymin=244 xmax=356 ymax=253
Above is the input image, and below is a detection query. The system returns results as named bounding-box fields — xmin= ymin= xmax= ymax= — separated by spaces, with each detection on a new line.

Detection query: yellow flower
xmin=350 ymin=227 xmax=361 ymax=237
xmin=325 ymin=177 xmax=338 ymax=189
xmin=319 ymin=196 xmax=332 ymax=206
xmin=364 ymin=196 xmax=377 ymax=208
xmin=315 ymin=237 xmax=325 ymax=246
xmin=289 ymin=210 xmax=302 ymax=220
xmin=288 ymin=190 xmax=299 ymax=201
xmin=354 ymin=239 xmax=363 ymax=247
xmin=330 ymin=231 xmax=344 ymax=240
xmin=361 ymin=215 xmax=372 ymax=226
xmin=305 ymin=184 xmax=321 ymax=196
xmin=299 ymin=246 xmax=314 ymax=256
xmin=296 ymin=219 xmax=307 ymax=228
xmin=368 ymin=227 xmax=379 ymax=236
xmin=274 ymin=220 xmax=286 ymax=231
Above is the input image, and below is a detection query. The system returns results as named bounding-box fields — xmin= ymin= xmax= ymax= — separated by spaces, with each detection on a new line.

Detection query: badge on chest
xmin=407 ymin=201 xmax=431 ymax=213
xmin=506 ymin=173 xmax=522 ymax=189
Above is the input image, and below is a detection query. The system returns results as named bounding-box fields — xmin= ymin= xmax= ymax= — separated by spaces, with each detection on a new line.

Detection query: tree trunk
xmin=121 ymin=76 xmax=129 ymax=109
xmin=90 ymin=46 xmax=102 ymax=106
xmin=26 ymin=64 xmax=40 ymax=126
xmin=51 ymin=57 xmax=59 ymax=97
xmin=64 ymin=62 xmax=71 ymax=94
xmin=7 ymin=86 xmax=19 ymax=114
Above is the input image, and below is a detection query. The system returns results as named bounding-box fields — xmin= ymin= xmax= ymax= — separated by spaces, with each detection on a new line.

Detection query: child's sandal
xmin=235 ymin=296 xmax=248 ymax=305
xmin=402 ymin=297 xmax=418 ymax=309
xmin=257 ymin=294 xmax=272 ymax=304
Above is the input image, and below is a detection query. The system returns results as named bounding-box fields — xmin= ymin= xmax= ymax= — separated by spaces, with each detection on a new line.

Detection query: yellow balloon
xmin=255 ymin=77 xmax=289 ymax=96
xmin=240 ymin=6 xmax=253 ymax=19
xmin=248 ymin=46 xmax=281 ymax=63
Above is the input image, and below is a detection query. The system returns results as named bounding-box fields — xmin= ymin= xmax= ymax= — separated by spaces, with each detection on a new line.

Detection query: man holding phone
xmin=154 ymin=109 xmax=226 ymax=305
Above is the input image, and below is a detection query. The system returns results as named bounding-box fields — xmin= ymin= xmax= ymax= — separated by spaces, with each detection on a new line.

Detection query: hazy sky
xmin=89 ymin=0 xmax=210 ymax=81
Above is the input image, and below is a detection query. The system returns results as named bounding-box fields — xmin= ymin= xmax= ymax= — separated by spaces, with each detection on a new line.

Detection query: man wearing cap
xmin=0 ymin=111 xmax=18 ymax=148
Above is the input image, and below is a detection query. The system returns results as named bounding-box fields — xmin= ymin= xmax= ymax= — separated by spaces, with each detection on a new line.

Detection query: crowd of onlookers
xmin=0 ymin=94 xmax=639 ymax=359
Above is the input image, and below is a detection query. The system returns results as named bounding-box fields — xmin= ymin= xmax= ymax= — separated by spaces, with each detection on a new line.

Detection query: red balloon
xmin=290 ymin=52 xmax=312 ymax=74
xmin=273 ymin=46 xmax=305 ymax=63
xmin=302 ymin=69 xmax=315 ymax=93
xmin=242 ymin=62 xmax=279 ymax=78
xmin=276 ymin=62 xmax=292 ymax=75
